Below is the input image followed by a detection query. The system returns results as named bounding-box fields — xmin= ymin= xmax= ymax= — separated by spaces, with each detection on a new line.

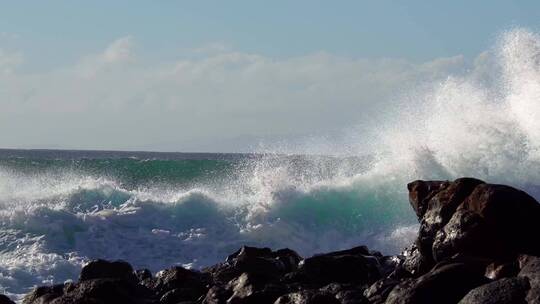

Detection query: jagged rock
xmin=226 ymin=272 xmax=288 ymax=304
xmin=363 ymin=278 xmax=399 ymax=304
xmin=484 ymin=260 xmax=519 ymax=280
xmin=406 ymin=178 xmax=540 ymax=276
xmin=22 ymin=284 xmax=65 ymax=304
xmin=290 ymin=246 xmax=381 ymax=287
xmin=274 ymin=290 xmax=340 ymax=304
xmin=151 ymin=266 xmax=209 ymax=300
xmin=518 ymin=255 xmax=540 ymax=304
xmin=201 ymin=285 xmax=231 ymax=304
xmin=45 ymin=279 xmax=154 ymax=304
xmin=79 ymin=259 xmax=137 ymax=283
xmin=319 ymin=283 xmax=367 ymax=304
xmin=135 ymin=269 xmax=153 ymax=282
xmin=458 ymin=277 xmax=530 ymax=304
xmin=385 ymin=260 xmax=489 ymax=304
xmin=205 ymin=246 xmax=302 ymax=284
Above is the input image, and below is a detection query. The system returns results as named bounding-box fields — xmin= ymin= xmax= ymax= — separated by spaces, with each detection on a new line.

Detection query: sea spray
xmin=1 ymin=28 xmax=540 ymax=299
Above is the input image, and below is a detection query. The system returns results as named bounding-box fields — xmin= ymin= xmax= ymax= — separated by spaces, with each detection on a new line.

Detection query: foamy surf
xmin=2 ymin=28 xmax=540 ymax=300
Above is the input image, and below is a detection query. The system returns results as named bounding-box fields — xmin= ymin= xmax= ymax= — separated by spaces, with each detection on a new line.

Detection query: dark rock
xmin=201 ymin=285 xmax=231 ymax=304
xmin=274 ymin=290 xmax=340 ymax=304
xmin=363 ymin=278 xmax=399 ymax=304
xmin=291 ymin=246 xmax=380 ymax=287
xmin=458 ymin=277 xmax=530 ymax=304
xmin=385 ymin=260 xmax=489 ymax=304
xmin=79 ymin=259 xmax=136 ymax=283
xmin=226 ymin=272 xmax=288 ymax=304
xmin=135 ymin=269 xmax=153 ymax=282
xmin=484 ymin=260 xmax=519 ymax=280
xmin=518 ymin=254 xmax=540 ymax=304
xmin=48 ymin=278 xmax=154 ymax=304
xmin=459 ymin=183 xmax=540 ymax=256
xmin=23 ymin=284 xmax=65 ymax=304
xmin=407 ymin=180 xmax=450 ymax=218
xmin=0 ymin=295 xmax=14 ymax=304
xmin=319 ymin=283 xmax=367 ymax=304
xmin=205 ymin=246 xmax=302 ymax=284
xmin=151 ymin=266 xmax=209 ymax=300
xmin=405 ymin=178 xmax=540 ymax=277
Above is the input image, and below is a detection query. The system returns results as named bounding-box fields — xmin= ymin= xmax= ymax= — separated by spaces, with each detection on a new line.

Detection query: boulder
xmin=458 ymin=277 xmax=530 ymax=304
xmin=385 ymin=260 xmax=489 ymax=304
xmin=518 ymin=255 xmax=540 ymax=304
xmin=226 ymin=272 xmax=288 ymax=304
xmin=79 ymin=259 xmax=137 ymax=283
xmin=290 ymin=246 xmax=381 ymax=287
xmin=274 ymin=290 xmax=340 ymax=304
xmin=205 ymin=246 xmax=302 ymax=284
xmin=151 ymin=266 xmax=209 ymax=300
xmin=405 ymin=178 xmax=540 ymax=276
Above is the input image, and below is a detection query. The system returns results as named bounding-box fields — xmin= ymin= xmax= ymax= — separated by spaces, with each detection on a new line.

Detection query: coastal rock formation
xmin=14 ymin=178 xmax=540 ymax=304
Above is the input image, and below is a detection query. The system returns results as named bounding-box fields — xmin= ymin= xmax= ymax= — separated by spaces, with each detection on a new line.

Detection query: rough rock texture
xmin=458 ymin=277 xmax=530 ymax=304
xmin=16 ymin=178 xmax=540 ymax=304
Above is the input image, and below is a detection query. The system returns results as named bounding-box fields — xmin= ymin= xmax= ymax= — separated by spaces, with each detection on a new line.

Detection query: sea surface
xmin=2 ymin=28 xmax=540 ymax=300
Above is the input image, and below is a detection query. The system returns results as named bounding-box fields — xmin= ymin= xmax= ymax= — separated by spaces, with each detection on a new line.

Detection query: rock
xmin=0 ymin=295 xmax=14 ymax=304
xmin=46 ymin=279 xmax=155 ymax=304
xmin=385 ymin=260 xmax=489 ymax=304
xmin=484 ymin=260 xmax=519 ymax=280
xmin=291 ymin=246 xmax=381 ymax=287
xmin=274 ymin=290 xmax=340 ymax=304
xmin=363 ymin=278 xmax=399 ymax=304
xmin=226 ymin=272 xmax=288 ymax=304
xmin=205 ymin=246 xmax=302 ymax=284
xmin=319 ymin=283 xmax=367 ymax=304
xmin=459 ymin=183 xmax=540 ymax=256
xmin=79 ymin=259 xmax=136 ymax=283
xmin=458 ymin=277 xmax=530 ymax=304
xmin=23 ymin=284 xmax=65 ymax=304
xmin=135 ymin=269 xmax=153 ymax=282
xmin=405 ymin=178 xmax=540 ymax=276
xmin=201 ymin=285 xmax=231 ymax=304
xmin=151 ymin=266 xmax=209 ymax=300
xmin=518 ymin=255 xmax=540 ymax=304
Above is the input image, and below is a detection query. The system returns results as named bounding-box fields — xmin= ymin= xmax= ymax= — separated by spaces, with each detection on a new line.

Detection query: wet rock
xmin=226 ymin=272 xmax=288 ymax=304
xmin=205 ymin=246 xmax=302 ymax=284
xmin=458 ymin=277 xmax=530 ymax=304
xmin=363 ymin=278 xmax=399 ymax=304
xmin=518 ymin=254 xmax=540 ymax=304
xmin=201 ymin=285 xmax=231 ymax=304
xmin=385 ymin=260 xmax=489 ymax=304
xmin=484 ymin=260 xmax=519 ymax=280
xmin=151 ymin=266 xmax=209 ymax=300
xmin=291 ymin=246 xmax=380 ymax=287
xmin=49 ymin=278 xmax=154 ymax=304
xmin=22 ymin=284 xmax=65 ymax=304
xmin=79 ymin=259 xmax=137 ymax=283
xmin=406 ymin=178 xmax=540 ymax=277
xmin=319 ymin=283 xmax=367 ymax=304
xmin=274 ymin=290 xmax=340 ymax=304
xmin=135 ymin=269 xmax=153 ymax=282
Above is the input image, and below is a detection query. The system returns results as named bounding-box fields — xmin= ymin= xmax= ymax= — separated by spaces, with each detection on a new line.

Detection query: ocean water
xmin=2 ymin=28 xmax=540 ymax=300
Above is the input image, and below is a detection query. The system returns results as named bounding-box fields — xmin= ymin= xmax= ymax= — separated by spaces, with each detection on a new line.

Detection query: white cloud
xmin=102 ymin=36 xmax=133 ymax=63
xmin=0 ymin=49 xmax=23 ymax=75
xmin=0 ymin=37 xmax=471 ymax=151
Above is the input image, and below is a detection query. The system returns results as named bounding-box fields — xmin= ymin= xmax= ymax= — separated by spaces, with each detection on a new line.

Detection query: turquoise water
xmin=0 ymin=149 xmax=418 ymax=298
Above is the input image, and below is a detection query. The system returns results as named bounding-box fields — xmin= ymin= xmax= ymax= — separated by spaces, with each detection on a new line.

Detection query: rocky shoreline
xmin=4 ymin=177 xmax=540 ymax=304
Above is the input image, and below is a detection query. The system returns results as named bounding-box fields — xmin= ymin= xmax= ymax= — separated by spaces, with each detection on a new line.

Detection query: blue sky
xmin=1 ymin=1 xmax=540 ymax=151
xmin=2 ymin=1 xmax=540 ymax=65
